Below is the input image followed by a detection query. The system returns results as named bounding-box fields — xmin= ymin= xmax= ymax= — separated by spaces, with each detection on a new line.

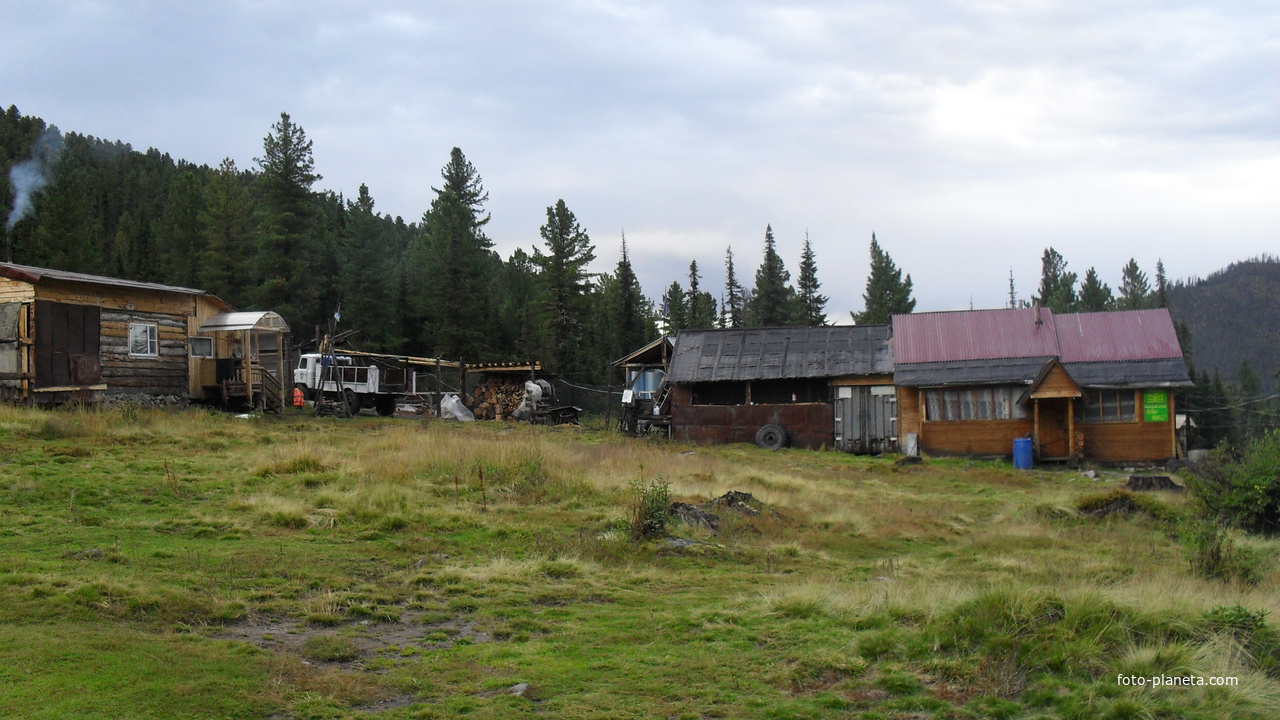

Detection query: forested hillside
xmin=1 ymin=106 xmax=661 ymax=384
xmin=1167 ymin=258 xmax=1280 ymax=394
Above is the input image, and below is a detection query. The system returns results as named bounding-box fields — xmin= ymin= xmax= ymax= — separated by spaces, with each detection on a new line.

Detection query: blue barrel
xmin=1013 ymin=437 xmax=1034 ymax=469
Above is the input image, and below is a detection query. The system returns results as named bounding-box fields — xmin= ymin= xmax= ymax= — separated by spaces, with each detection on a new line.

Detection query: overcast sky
xmin=6 ymin=1 xmax=1278 ymax=317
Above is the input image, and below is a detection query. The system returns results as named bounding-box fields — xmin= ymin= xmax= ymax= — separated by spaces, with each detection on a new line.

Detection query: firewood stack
xmin=468 ymin=378 xmax=526 ymax=420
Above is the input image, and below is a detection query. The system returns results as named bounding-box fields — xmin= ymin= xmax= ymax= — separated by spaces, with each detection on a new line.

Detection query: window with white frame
xmin=129 ymin=323 xmax=158 ymax=357
xmin=188 ymin=336 xmax=213 ymax=358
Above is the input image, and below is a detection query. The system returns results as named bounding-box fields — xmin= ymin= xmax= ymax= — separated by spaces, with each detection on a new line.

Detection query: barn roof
xmin=0 ymin=262 xmax=234 ymax=311
xmin=667 ymin=326 xmax=893 ymax=383
xmin=892 ymin=307 xmax=1060 ymax=364
xmin=892 ymin=307 xmax=1191 ymax=389
xmin=611 ymin=336 xmax=673 ymax=367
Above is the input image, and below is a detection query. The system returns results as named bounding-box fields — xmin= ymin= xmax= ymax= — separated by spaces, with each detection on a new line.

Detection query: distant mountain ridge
xmin=1166 ymin=257 xmax=1280 ymax=393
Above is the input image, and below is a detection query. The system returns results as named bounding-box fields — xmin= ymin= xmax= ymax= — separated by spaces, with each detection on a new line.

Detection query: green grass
xmin=0 ymin=403 xmax=1278 ymax=718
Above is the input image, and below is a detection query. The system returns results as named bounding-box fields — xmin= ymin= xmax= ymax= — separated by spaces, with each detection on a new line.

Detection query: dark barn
xmin=665 ymin=326 xmax=895 ymax=452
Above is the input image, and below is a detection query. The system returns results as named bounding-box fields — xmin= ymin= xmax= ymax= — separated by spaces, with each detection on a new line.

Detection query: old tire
xmin=343 ymin=388 xmax=360 ymax=417
xmin=754 ymin=423 xmax=788 ymax=451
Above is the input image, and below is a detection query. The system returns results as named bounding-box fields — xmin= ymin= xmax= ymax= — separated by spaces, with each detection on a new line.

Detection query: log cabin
xmin=0 ymin=263 xmax=289 ymax=409
xmin=664 ymin=326 xmax=895 ymax=451
xmin=892 ymin=307 xmax=1192 ymax=462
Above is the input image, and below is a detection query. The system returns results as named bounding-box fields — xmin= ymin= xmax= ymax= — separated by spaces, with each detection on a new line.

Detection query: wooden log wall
xmin=100 ymin=310 xmax=189 ymax=397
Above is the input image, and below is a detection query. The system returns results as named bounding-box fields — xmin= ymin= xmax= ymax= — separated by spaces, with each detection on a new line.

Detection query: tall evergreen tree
xmin=855 ymin=233 xmax=915 ymax=324
xmin=1033 ymin=247 xmax=1077 ymax=312
xmin=337 ymin=184 xmax=403 ymax=351
xmin=609 ymin=234 xmax=650 ymax=357
xmin=1155 ymin=259 xmax=1169 ymax=308
xmin=685 ymin=260 xmax=717 ymax=328
xmin=198 ymin=158 xmax=254 ymax=307
xmin=253 ymin=111 xmax=321 ymax=327
xmin=795 ymin=231 xmax=827 ymax=326
xmin=533 ymin=199 xmax=595 ymax=376
xmin=1237 ymin=358 xmax=1263 ymax=439
xmin=1077 ymin=267 xmax=1114 ymax=312
xmin=723 ymin=245 xmax=744 ymax=328
xmin=1117 ymin=258 xmax=1152 ymax=310
xmin=1008 ymin=268 xmax=1017 ymax=309
xmin=411 ymin=147 xmax=494 ymax=360
xmin=747 ymin=225 xmax=793 ymax=326
xmin=663 ymin=281 xmax=687 ymax=333
xmin=155 ymin=170 xmax=204 ymax=287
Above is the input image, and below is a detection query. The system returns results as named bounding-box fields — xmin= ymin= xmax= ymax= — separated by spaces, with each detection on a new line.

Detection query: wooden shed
xmin=892 ymin=308 xmax=1192 ymax=463
xmin=0 ymin=262 xmax=286 ymax=408
xmin=664 ymin=326 xmax=895 ymax=452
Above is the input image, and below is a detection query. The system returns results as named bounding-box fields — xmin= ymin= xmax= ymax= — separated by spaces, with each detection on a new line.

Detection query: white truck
xmin=293 ymin=353 xmax=406 ymax=416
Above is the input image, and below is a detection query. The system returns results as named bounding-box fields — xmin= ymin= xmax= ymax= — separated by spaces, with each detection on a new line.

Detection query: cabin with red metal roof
xmin=892 ymin=307 xmax=1192 ymax=463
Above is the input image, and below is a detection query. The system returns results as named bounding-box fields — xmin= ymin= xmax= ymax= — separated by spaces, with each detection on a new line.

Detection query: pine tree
xmin=1077 ymin=267 xmax=1114 ymax=312
xmin=1033 ymin=247 xmax=1077 ymax=312
xmin=723 ymin=246 xmax=743 ymax=328
xmin=855 ymin=233 xmax=915 ymax=324
xmin=337 ymin=184 xmax=403 ymax=351
xmin=664 ymin=281 xmax=687 ymax=332
xmin=610 ymin=233 xmax=649 ymax=356
xmin=198 ymin=158 xmax=254 ymax=306
xmin=253 ymin=112 xmax=321 ymax=327
xmin=1117 ymin=258 xmax=1152 ymax=310
xmin=533 ymin=199 xmax=596 ymax=376
xmin=411 ymin=148 xmax=494 ymax=359
xmin=685 ymin=260 xmax=717 ymax=328
xmin=795 ymin=231 xmax=828 ymax=326
xmin=1155 ymin=259 xmax=1169 ymax=308
xmin=747 ymin=225 xmax=793 ymax=326
xmin=1008 ymin=268 xmax=1017 ymax=309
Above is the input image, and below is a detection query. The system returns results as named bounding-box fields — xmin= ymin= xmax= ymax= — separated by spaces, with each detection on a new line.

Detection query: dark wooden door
xmin=34 ymin=301 xmax=101 ymax=388
xmin=1037 ymin=399 xmax=1071 ymax=460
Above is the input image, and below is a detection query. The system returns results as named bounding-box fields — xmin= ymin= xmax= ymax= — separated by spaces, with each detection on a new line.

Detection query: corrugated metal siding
xmin=668 ymin=326 xmax=892 ymax=383
xmin=1055 ymin=310 xmax=1183 ymax=362
xmin=892 ymin=308 xmax=1060 ymax=364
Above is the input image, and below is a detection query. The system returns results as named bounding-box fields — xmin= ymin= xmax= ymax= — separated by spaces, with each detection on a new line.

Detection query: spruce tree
xmin=533 ymin=199 xmax=595 ymax=376
xmin=664 ymin=281 xmax=687 ymax=332
xmin=1155 ymin=259 xmax=1169 ymax=308
xmin=198 ymin=158 xmax=254 ymax=307
xmin=747 ymin=225 xmax=793 ymax=326
xmin=411 ymin=148 xmax=494 ymax=359
xmin=723 ymin=246 xmax=743 ymax=328
xmin=1033 ymin=247 xmax=1077 ymax=312
xmin=795 ymin=231 xmax=827 ymax=326
xmin=1077 ymin=267 xmax=1114 ymax=312
xmin=1117 ymin=258 xmax=1152 ymax=310
xmin=1008 ymin=268 xmax=1017 ymax=309
xmin=855 ymin=233 xmax=915 ymax=324
xmin=610 ymin=234 xmax=649 ymax=356
xmin=685 ymin=260 xmax=717 ymax=328
xmin=253 ymin=112 xmax=322 ymax=327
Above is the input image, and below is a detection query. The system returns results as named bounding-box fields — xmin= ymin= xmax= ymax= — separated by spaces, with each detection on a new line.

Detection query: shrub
xmin=628 ymin=476 xmax=671 ymax=541
xmin=1186 ymin=431 xmax=1280 ymax=535
xmin=1184 ymin=522 xmax=1265 ymax=585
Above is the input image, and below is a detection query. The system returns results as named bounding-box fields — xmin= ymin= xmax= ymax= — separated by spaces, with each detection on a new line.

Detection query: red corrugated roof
xmin=892 ymin=308 xmax=1060 ymax=364
xmin=1054 ymin=309 xmax=1183 ymax=362
xmin=892 ymin=307 xmax=1185 ymax=365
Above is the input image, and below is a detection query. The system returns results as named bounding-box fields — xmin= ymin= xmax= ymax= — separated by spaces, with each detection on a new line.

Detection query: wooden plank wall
xmin=0 ymin=277 xmax=35 ymax=304
xmin=1080 ymin=392 xmax=1176 ymax=462
xmin=671 ymin=386 xmax=835 ymax=449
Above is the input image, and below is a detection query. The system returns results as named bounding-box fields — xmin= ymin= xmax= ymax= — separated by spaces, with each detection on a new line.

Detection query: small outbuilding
xmin=0 ymin=262 xmax=288 ymax=409
xmin=892 ymin=307 xmax=1192 ymax=462
xmin=664 ymin=326 xmax=895 ymax=452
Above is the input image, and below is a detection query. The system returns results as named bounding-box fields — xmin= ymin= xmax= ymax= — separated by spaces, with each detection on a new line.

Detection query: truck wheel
xmin=343 ymin=389 xmax=360 ymax=417
xmin=754 ymin=423 xmax=788 ymax=451
xmin=375 ymin=395 xmax=396 ymax=417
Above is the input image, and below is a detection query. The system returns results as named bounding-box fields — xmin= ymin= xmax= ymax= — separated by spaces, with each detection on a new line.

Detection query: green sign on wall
xmin=1143 ymin=390 xmax=1169 ymax=422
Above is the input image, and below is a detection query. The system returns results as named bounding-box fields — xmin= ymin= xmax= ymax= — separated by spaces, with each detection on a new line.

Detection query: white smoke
xmin=7 ymin=126 xmax=64 ymax=231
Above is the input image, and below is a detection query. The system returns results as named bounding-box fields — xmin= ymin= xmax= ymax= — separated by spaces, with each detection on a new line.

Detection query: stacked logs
xmin=468 ymin=378 xmax=526 ymax=420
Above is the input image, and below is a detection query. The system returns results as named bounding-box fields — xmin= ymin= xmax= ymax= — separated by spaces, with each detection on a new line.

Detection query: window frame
xmin=128 ymin=322 xmax=159 ymax=358
xmin=924 ymin=386 xmax=1028 ymax=422
xmin=188 ymin=335 xmax=214 ymax=359
xmin=1075 ymin=389 xmax=1138 ymax=424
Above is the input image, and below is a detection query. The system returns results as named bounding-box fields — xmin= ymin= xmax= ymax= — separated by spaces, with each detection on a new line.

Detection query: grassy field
xmin=1 ymin=405 xmax=1277 ymax=719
